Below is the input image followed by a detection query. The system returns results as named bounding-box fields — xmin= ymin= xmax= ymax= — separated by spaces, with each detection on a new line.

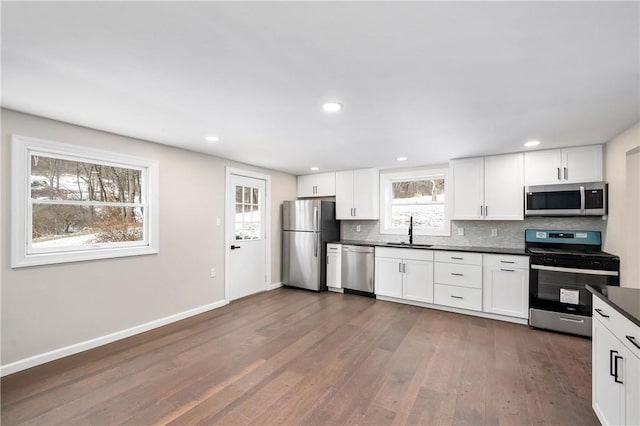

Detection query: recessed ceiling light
xmin=310 ymin=167 xmax=319 ymax=171
xmin=524 ymin=140 xmax=540 ymax=147
xmin=205 ymin=135 xmax=220 ymax=142
xmin=397 ymin=157 xmax=408 ymax=161
xmin=322 ymin=102 xmax=342 ymax=112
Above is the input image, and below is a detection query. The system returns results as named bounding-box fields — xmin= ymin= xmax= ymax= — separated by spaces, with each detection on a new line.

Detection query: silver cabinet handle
xmin=485 ymin=206 xmax=488 ymax=216
xmin=500 ymin=261 xmax=515 ymax=264
xmin=451 ymin=256 xmax=463 ymax=260
xmin=557 ymin=167 xmax=561 ymax=180
xmin=480 ymin=205 xmax=483 ymax=216
xmin=500 ymin=268 xmax=515 ymax=272
xmin=399 ymin=263 xmax=402 ymax=273
xmin=451 ymin=273 xmax=464 ymax=276
xmin=403 ymin=263 xmax=406 ymax=273
xmin=450 ymin=295 xmax=464 ymax=299
xmin=579 ymin=186 xmax=585 ymax=214
xmin=564 ymin=167 xmax=568 ymax=180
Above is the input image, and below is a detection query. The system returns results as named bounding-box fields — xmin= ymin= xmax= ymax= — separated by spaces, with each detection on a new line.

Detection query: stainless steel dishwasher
xmin=341 ymin=245 xmax=375 ymax=295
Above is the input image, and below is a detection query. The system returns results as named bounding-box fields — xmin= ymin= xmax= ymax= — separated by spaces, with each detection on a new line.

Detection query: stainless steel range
xmin=526 ymin=229 xmax=620 ymax=337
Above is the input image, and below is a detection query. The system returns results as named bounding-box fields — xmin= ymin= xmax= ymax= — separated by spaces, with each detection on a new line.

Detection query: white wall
xmin=603 ymin=122 xmax=640 ymax=288
xmin=0 ymin=109 xmax=296 ymax=370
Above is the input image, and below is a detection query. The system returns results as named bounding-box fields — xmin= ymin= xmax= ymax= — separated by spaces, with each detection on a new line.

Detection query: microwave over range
xmin=525 ymin=182 xmax=607 ymax=217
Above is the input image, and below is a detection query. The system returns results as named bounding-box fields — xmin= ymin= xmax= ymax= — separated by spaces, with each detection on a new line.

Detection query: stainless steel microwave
xmin=525 ymin=182 xmax=607 ymax=216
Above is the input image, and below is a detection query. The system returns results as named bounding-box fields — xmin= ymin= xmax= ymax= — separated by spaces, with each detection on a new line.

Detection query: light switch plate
xmin=356 ymin=225 xmax=361 ymax=232
xmin=457 ymin=227 xmax=464 ymax=236
xmin=491 ymin=229 xmax=498 ymax=237
xmin=210 ymin=268 xmax=216 ymax=278
xmin=216 ymin=217 xmax=221 ymax=226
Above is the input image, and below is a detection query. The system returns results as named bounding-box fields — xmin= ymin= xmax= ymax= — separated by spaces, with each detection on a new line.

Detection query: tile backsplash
xmin=340 ymin=217 xmax=607 ymax=249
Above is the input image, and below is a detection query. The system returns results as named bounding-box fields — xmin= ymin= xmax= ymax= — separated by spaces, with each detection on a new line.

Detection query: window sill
xmin=12 ymin=246 xmax=159 ymax=268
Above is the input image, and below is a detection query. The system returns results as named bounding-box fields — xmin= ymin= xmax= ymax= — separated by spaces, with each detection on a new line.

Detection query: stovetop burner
xmin=525 ymin=247 xmax=618 ymax=259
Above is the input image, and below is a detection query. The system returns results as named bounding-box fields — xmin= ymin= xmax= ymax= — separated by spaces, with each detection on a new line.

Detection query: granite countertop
xmin=587 ymin=284 xmax=640 ymax=327
xmin=328 ymin=240 xmax=528 ymax=256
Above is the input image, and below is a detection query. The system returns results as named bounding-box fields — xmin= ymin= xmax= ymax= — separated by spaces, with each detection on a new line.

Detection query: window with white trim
xmin=379 ymin=168 xmax=451 ymax=236
xmin=11 ymin=135 xmax=159 ymax=267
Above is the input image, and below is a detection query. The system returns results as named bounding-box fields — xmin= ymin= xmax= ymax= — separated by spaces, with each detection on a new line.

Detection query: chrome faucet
xmin=408 ymin=215 xmax=413 ymax=245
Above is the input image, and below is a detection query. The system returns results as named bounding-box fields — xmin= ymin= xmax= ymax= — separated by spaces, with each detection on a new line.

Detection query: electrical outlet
xmin=356 ymin=225 xmax=361 ymax=232
xmin=210 ymin=268 xmax=216 ymax=278
xmin=457 ymin=227 xmax=464 ymax=236
xmin=491 ymin=229 xmax=498 ymax=237
xmin=215 ymin=217 xmax=221 ymax=226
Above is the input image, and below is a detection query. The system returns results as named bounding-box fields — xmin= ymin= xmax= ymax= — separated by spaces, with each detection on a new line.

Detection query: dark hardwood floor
xmin=1 ymin=288 xmax=598 ymax=425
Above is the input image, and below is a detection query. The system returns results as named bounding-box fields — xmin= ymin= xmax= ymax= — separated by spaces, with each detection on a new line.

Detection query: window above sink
xmin=379 ymin=167 xmax=451 ymax=237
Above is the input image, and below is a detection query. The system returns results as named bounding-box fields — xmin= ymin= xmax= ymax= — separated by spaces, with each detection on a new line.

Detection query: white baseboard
xmin=375 ymin=295 xmax=529 ymax=325
xmin=0 ymin=299 xmax=228 ymax=377
xmin=266 ymin=281 xmax=282 ymax=291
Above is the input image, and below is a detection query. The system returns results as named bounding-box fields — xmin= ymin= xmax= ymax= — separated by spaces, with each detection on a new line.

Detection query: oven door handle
xmin=531 ymin=264 xmax=619 ymax=276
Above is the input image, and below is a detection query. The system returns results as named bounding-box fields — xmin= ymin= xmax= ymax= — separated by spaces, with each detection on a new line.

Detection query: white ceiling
xmin=2 ymin=2 xmax=639 ymax=176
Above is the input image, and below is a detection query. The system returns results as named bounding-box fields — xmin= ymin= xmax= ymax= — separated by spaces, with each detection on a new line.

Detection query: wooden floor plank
xmin=1 ymin=288 xmax=599 ymax=426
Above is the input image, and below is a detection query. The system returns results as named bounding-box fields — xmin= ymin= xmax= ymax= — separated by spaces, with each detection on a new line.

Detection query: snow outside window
xmin=379 ymin=168 xmax=451 ymax=237
xmin=11 ymin=135 xmax=159 ymax=267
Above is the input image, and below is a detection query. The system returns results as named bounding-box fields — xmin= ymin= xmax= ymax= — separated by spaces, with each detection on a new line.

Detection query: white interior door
xmin=227 ymin=173 xmax=267 ymax=301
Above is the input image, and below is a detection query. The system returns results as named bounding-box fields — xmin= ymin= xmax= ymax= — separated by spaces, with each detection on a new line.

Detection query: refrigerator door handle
xmin=314 ymin=232 xmax=318 ymax=257
xmin=314 ymin=207 xmax=319 ymax=231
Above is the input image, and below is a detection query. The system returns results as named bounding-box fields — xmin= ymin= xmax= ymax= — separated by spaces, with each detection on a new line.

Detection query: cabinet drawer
xmin=594 ymin=297 xmax=640 ymax=358
xmin=483 ymin=254 xmax=529 ymax=269
xmin=434 ymin=251 xmax=482 ymax=265
xmin=375 ymin=247 xmax=433 ymax=262
xmin=434 ymin=284 xmax=482 ymax=311
xmin=327 ymin=243 xmax=342 ymax=252
xmin=434 ymin=263 xmax=482 ymax=289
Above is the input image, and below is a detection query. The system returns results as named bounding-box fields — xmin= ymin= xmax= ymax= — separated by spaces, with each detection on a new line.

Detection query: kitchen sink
xmin=385 ymin=242 xmax=433 ymax=248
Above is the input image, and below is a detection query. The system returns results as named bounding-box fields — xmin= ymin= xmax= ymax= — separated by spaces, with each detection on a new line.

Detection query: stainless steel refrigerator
xmin=282 ymin=200 xmax=340 ymax=291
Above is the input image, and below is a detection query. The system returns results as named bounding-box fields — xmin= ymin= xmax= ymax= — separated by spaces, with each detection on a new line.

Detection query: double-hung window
xmin=379 ymin=167 xmax=451 ymax=236
xmin=11 ymin=135 xmax=159 ymax=267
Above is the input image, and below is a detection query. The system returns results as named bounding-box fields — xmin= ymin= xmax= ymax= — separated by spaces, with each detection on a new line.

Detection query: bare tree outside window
xmin=30 ymin=155 xmax=144 ymax=248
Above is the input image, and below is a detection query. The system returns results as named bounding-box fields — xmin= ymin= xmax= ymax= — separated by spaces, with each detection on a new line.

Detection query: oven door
xmin=529 ymin=264 xmax=619 ymax=316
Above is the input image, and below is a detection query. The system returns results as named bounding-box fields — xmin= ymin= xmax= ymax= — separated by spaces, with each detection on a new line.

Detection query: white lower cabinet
xmin=433 ymin=251 xmax=482 ymax=312
xmin=374 ymin=248 xmax=434 ymax=303
xmin=592 ymin=297 xmax=640 ymax=426
xmin=326 ymin=244 xmax=342 ymax=289
xmin=374 ymin=248 xmax=531 ymax=323
xmin=482 ymin=255 xmax=529 ymax=319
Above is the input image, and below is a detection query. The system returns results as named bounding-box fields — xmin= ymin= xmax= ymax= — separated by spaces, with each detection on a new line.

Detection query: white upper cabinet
xmin=524 ymin=144 xmax=603 ymax=186
xmin=451 ymin=157 xmax=484 ymax=220
xmin=484 ymin=153 xmax=524 ymax=220
xmin=451 ymin=153 xmax=524 ymax=221
xmin=297 ymin=172 xmax=336 ymax=198
xmin=335 ymin=168 xmax=379 ymax=220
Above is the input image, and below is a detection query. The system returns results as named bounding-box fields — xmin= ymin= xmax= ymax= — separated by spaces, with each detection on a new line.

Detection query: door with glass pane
xmin=227 ymin=174 xmax=267 ymax=301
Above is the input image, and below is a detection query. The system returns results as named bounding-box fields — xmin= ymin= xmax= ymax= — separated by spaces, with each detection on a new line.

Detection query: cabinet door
xmin=622 ymin=346 xmax=640 ymax=426
xmin=335 ymin=171 xmax=354 ymax=219
xmin=375 ymin=257 xmax=403 ymax=298
xmin=327 ymin=252 xmax=341 ymax=288
xmin=297 ymin=175 xmax=316 ymax=198
xmin=482 ymin=266 xmax=528 ymax=318
xmin=592 ymin=319 xmax=623 ymax=426
xmin=524 ymin=149 xmax=562 ymax=185
xmin=451 ymin=157 xmax=484 ymax=220
xmin=314 ymin=172 xmax=336 ymax=197
xmin=353 ymin=168 xmax=379 ymax=220
xmin=563 ymin=145 xmax=603 ymax=183
xmin=484 ymin=153 xmax=524 ymax=220
xmin=403 ymin=259 xmax=434 ymax=303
